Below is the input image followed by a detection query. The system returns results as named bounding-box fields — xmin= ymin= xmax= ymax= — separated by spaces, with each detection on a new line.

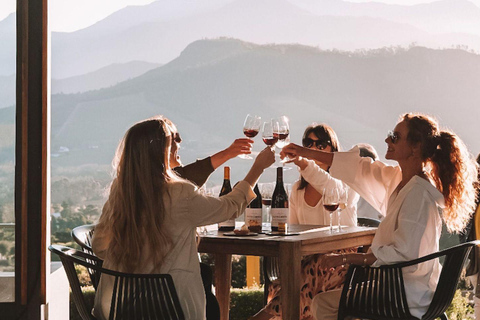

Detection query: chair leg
xmin=439 ymin=313 xmax=448 ymax=320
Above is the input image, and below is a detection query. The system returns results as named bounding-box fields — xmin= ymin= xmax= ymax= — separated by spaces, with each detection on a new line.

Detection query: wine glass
xmin=262 ymin=120 xmax=278 ymax=148
xmin=337 ymin=187 xmax=348 ymax=233
xmin=273 ymin=116 xmax=290 ymax=149
xmin=260 ymin=182 xmax=275 ymax=226
xmin=323 ymin=187 xmax=340 ymax=233
xmin=240 ymin=114 xmax=262 ymax=159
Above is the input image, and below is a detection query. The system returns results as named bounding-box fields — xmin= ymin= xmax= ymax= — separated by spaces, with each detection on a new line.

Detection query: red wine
xmin=218 ymin=167 xmax=235 ymax=231
xmin=244 ymin=129 xmax=259 ymax=138
xmin=246 ymin=184 xmax=262 ymax=233
xmin=262 ymin=199 xmax=272 ymax=206
xmin=323 ymin=204 xmax=339 ymax=212
xmin=263 ymin=136 xmax=278 ymax=146
xmin=271 ymin=167 xmax=289 ymax=231
xmin=273 ymin=132 xmax=289 ymax=140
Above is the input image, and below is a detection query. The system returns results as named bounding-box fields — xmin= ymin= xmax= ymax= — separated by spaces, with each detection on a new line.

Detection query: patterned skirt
xmin=263 ymin=249 xmax=356 ymax=320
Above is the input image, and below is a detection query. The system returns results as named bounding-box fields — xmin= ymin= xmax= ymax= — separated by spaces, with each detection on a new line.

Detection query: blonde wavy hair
xmin=98 ymin=116 xmax=176 ymax=272
xmin=403 ymin=113 xmax=478 ymax=233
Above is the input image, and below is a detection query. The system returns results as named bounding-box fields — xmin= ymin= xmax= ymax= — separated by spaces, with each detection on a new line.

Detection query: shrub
xmin=230 ymin=287 xmax=264 ymax=320
xmin=446 ymin=289 xmax=474 ymax=320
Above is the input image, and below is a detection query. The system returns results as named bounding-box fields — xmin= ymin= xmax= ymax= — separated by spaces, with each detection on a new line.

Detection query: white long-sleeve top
xmin=329 ymin=147 xmax=444 ymax=318
xmin=92 ymin=179 xmax=255 ymax=320
xmin=289 ymin=164 xmax=359 ymax=226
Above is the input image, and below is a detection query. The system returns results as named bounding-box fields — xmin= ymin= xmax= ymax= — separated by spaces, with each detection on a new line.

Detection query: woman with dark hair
xmin=281 ymin=113 xmax=478 ymax=319
xmin=289 ymin=123 xmax=358 ymax=227
xmin=251 ymin=123 xmax=358 ymax=320
xmin=92 ymin=116 xmax=275 ymax=320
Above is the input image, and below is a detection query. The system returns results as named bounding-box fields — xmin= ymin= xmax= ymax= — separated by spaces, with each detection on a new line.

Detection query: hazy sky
xmin=0 ymin=0 xmax=156 ymax=32
xmin=0 ymin=0 xmax=474 ymax=32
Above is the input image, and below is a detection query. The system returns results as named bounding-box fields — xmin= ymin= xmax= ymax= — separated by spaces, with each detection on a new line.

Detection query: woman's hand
xmin=210 ymin=138 xmax=254 ymax=169
xmin=280 ymin=143 xmax=305 ymax=161
xmin=291 ymin=156 xmax=308 ymax=170
xmin=319 ymin=253 xmax=345 ymax=270
xmin=254 ymin=147 xmax=275 ymax=170
xmin=244 ymin=147 xmax=275 ymax=187
xmin=281 ymin=143 xmax=334 ymax=167
xmin=225 ymin=138 xmax=254 ymax=157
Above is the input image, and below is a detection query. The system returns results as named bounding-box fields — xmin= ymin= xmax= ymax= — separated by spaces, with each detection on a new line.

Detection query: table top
xmin=197 ymin=224 xmax=376 ymax=257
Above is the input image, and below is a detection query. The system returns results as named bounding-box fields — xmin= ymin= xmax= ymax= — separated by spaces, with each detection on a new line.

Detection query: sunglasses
xmin=172 ymin=132 xmax=182 ymax=143
xmin=303 ymin=138 xmax=330 ymax=150
xmin=387 ymin=131 xmax=399 ymax=144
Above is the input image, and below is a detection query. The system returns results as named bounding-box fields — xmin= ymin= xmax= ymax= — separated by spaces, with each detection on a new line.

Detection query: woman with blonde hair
xmin=92 ymin=116 xmax=275 ymax=320
xmin=281 ymin=113 xmax=478 ymax=319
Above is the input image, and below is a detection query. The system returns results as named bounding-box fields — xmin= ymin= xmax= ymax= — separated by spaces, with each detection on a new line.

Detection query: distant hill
xmin=292 ymin=0 xmax=480 ymax=35
xmin=41 ymin=39 xmax=480 ymax=174
xmin=2 ymin=0 xmax=480 ymax=79
xmin=52 ymin=61 xmax=161 ymax=94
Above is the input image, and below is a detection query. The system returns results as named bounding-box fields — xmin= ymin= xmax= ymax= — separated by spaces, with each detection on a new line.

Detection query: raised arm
xmin=210 ymin=138 xmax=254 ymax=169
xmin=281 ymin=143 xmax=334 ymax=167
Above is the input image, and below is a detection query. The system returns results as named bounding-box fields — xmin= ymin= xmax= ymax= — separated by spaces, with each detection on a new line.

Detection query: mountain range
xmin=2 ymin=0 xmax=480 ymax=78
xmin=6 ymin=39 xmax=480 ymax=169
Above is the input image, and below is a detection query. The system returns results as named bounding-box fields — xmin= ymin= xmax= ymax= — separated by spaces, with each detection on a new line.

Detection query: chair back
xmin=49 ymin=244 xmax=185 ymax=320
xmin=338 ymin=241 xmax=480 ymax=320
xmin=357 ymin=217 xmax=381 ymax=227
xmin=50 ymin=244 xmax=100 ymax=320
xmin=422 ymin=241 xmax=480 ymax=319
xmin=72 ymin=224 xmax=101 ymax=289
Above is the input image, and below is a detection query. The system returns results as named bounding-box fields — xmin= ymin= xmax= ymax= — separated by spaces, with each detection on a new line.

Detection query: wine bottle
xmin=245 ymin=184 xmax=262 ymax=233
xmin=271 ymin=167 xmax=289 ymax=231
xmin=218 ymin=166 xmax=235 ymax=231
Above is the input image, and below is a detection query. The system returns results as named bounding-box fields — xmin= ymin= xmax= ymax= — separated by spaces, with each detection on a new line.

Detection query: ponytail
xmin=403 ymin=113 xmax=478 ymax=233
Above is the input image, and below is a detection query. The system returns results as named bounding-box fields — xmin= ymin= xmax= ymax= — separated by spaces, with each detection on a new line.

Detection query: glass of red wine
xmin=273 ymin=116 xmax=290 ymax=149
xmin=323 ymin=187 xmax=340 ymax=233
xmin=262 ymin=120 xmax=278 ymax=148
xmin=240 ymin=114 xmax=261 ymax=159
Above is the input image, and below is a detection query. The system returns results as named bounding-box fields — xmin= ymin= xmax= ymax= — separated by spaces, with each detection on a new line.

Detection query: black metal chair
xmin=49 ymin=244 xmax=185 ymax=320
xmin=72 ymin=224 xmax=101 ymax=289
xmin=337 ymin=240 xmax=480 ymax=320
xmin=357 ymin=217 xmax=381 ymax=228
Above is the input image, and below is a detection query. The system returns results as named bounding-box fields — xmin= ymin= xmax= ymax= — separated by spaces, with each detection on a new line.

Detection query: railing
xmin=0 ymin=223 xmax=15 ymax=230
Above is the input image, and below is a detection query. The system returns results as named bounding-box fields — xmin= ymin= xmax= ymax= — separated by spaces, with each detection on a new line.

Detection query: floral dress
xmin=264 ymin=248 xmax=356 ymax=320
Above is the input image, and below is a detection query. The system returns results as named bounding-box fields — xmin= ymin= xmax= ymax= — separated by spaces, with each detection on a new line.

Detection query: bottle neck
xmin=276 ymin=167 xmax=283 ymax=183
xmin=224 ymin=166 xmax=230 ymax=180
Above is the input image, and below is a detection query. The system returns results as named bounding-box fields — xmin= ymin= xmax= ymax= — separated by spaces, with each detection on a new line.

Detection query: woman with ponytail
xmin=92 ymin=116 xmax=274 ymax=320
xmin=281 ymin=113 xmax=478 ymax=320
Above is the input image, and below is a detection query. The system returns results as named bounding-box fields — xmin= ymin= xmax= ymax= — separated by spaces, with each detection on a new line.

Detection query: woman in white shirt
xmin=281 ymin=113 xmax=478 ymax=320
xmin=92 ymin=116 xmax=275 ymax=320
xmin=252 ymin=124 xmax=358 ymax=320
xmin=289 ymin=123 xmax=358 ymax=227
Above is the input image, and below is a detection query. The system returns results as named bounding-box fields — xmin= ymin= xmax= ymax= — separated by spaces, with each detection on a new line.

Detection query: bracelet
xmin=363 ymin=254 xmax=367 ymax=266
xmin=342 ymin=253 xmax=347 ymax=265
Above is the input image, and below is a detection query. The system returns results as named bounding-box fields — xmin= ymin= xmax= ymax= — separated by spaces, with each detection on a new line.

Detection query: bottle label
xmin=245 ymin=208 xmax=262 ymax=226
xmin=271 ymin=208 xmax=289 ymax=227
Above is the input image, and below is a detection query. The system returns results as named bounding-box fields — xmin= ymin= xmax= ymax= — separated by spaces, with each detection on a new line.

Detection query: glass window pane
xmin=0 ymin=0 xmax=16 ymax=303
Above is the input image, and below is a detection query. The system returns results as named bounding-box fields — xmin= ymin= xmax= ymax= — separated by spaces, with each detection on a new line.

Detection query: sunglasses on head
xmin=172 ymin=132 xmax=182 ymax=143
xmin=387 ymin=131 xmax=399 ymax=144
xmin=303 ymin=138 xmax=330 ymax=150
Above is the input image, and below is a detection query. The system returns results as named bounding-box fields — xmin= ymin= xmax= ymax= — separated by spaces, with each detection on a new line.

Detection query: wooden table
xmin=197 ymin=224 xmax=376 ymax=320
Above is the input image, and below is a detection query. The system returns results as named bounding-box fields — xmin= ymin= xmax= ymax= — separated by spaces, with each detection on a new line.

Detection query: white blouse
xmin=329 ymin=147 xmax=444 ymax=318
xmin=92 ymin=179 xmax=255 ymax=320
xmin=289 ymin=165 xmax=359 ymax=227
